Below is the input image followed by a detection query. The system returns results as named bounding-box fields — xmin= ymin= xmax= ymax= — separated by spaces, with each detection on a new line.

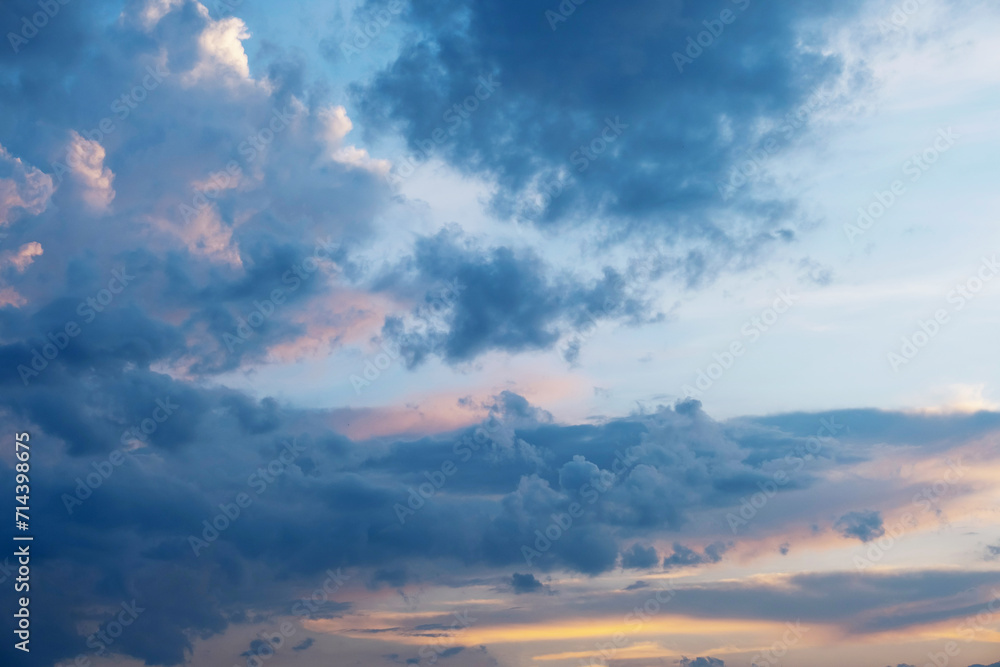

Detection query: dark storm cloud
xmin=2 ymin=369 xmax=1000 ymax=665
xmin=353 ymin=0 xmax=865 ymax=238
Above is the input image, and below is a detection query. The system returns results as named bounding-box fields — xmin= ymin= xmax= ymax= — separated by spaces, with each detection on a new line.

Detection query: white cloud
xmin=317 ymin=105 xmax=391 ymax=175
xmin=183 ymin=4 xmax=253 ymax=86
xmin=67 ymin=131 xmax=116 ymax=212
xmin=0 ymin=144 xmax=55 ymax=227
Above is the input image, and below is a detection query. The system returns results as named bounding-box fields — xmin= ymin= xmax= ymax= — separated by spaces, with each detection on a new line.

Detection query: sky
xmin=1 ymin=0 xmax=1000 ymax=666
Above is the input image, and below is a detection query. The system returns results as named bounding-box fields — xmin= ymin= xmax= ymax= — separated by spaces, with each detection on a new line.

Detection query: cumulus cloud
xmin=1 ymin=241 xmax=43 ymax=273
xmin=0 ymin=144 xmax=56 ymax=227
xmin=66 ymin=131 xmax=116 ymax=212
xmin=184 ymin=6 xmax=252 ymax=84
xmin=317 ymin=105 xmax=391 ymax=174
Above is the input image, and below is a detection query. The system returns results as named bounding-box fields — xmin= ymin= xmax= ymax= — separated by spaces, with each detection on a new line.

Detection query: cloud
xmin=379 ymin=226 xmax=660 ymax=366
xmin=292 ymin=637 xmax=315 ymax=652
xmin=662 ymin=542 xmax=731 ymax=570
xmin=511 ymin=573 xmax=544 ymax=594
xmin=0 ymin=144 xmax=55 ymax=227
xmin=183 ymin=5 xmax=252 ymax=85
xmin=836 ymin=510 xmax=886 ymax=543
xmin=1 ymin=241 xmax=43 ymax=272
xmin=352 ymin=0 xmax=866 ymax=247
xmin=985 ymin=543 xmax=1000 ymax=561
xmin=621 ymin=543 xmax=659 ymax=569
xmin=66 ymin=131 xmax=116 ymax=212
xmin=680 ymin=658 xmax=725 ymax=667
